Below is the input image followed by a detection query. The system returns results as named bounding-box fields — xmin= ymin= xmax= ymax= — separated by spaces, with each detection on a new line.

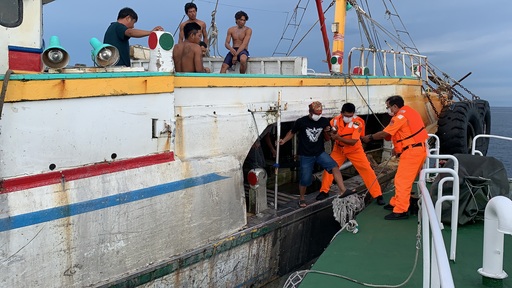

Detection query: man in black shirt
xmin=279 ymin=101 xmax=354 ymax=208
xmin=103 ymin=7 xmax=163 ymax=67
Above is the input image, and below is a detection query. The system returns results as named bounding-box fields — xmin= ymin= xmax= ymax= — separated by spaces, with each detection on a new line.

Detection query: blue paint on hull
xmin=0 ymin=173 xmax=228 ymax=232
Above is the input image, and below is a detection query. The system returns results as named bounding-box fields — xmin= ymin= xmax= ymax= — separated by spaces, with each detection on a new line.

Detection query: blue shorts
xmin=223 ymin=48 xmax=250 ymax=67
xmin=299 ymin=152 xmax=338 ymax=187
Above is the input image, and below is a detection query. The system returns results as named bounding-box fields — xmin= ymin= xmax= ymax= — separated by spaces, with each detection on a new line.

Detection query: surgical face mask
xmin=343 ymin=116 xmax=354 ymax=124
xmin=311 ymin=114 xmax=322 ymax=121
xmin=387 ymin=108 xmax=394 ymax=116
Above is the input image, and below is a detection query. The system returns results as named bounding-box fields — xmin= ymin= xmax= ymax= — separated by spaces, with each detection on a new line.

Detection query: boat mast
xmin=331 ymin=0 xmax=347 ymax=73
xmin=314 ymin=0 xmax=332 ymax=71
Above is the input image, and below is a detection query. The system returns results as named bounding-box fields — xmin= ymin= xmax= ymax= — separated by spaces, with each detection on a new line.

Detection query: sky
xmin=42 ymin=0 xmax=512 ymax=107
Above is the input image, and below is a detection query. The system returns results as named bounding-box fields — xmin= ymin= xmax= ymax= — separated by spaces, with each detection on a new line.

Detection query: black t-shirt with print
xmin=291 ymin=115 xmax=330 ymax=156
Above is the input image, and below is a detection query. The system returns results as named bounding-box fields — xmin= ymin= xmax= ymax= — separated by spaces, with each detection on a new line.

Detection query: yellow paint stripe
xmin=4 ymin=76 xmax=174 ymax=102
xmin=4 ymin=74 xmax=421 ymax=102
xmin=174 ymin=76 xmax=421 ymax=88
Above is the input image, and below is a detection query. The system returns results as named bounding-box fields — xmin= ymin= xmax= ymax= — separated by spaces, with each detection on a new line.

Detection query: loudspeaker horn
xmin=90 ymin=37 xmax=120 ymax=67
xmin=42 ymin=36 xmax=70 ymax=69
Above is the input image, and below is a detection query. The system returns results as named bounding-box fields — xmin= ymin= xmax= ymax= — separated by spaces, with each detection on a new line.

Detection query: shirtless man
xmin=179 ymin=3 xmax=208 ymax=46
xmin=220 ymin=11 xmax=252 ymax=74
xmin=173 ymin=22 xmax=210 ymax=73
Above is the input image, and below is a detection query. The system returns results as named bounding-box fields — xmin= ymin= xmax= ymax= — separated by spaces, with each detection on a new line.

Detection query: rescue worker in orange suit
xmin=362 ymin=95 xmax=428 ymax=220
xmin=317 ymin=103 xmax=385 ymax=205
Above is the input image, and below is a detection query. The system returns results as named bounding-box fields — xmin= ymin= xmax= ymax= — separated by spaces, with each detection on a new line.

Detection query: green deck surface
xmin=299 ymin=194 xmax=512 ymax=288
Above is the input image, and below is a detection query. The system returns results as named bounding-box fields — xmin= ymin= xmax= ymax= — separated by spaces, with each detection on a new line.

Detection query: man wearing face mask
xmin=317 ymin=103 xmax=384 ymax=205
xmin=279 ymin=101 xmax=355 ymax=208
xmin=362 ymin=95 xmax=428 ymax=220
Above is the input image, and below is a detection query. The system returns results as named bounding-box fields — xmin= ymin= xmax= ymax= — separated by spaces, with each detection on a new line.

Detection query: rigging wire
xmin=353 ymin=0 xmax=384 ymax=73
xmin=272 ymin=0 xmax=311 ymax=56
xmin=352 ymin=0 xmax=476 ymax=99
xmin=382 ymin=0 xmax=420 ymax=54
xmin=287 ymin=0 xmax=336 ymax=56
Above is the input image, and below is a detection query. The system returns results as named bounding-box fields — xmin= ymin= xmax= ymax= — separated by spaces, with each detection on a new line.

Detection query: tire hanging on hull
xmin=474 ymin=99 xmax=491 ymax=155
xmin=436 ymin=101 xmax=484 ymax=155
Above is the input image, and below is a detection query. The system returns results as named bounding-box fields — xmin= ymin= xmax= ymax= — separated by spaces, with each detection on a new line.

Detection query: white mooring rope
xmin=332 ymin=193 xmax=366 ymax=228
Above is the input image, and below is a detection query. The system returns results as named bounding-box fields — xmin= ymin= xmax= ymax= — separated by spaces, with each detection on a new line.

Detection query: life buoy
xmin=436 ymin=101 xmax=483 ymax=155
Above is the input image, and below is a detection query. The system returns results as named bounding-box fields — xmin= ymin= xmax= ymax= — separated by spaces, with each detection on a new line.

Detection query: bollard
xmin=247 ymin=168 xmax=268 ymax=214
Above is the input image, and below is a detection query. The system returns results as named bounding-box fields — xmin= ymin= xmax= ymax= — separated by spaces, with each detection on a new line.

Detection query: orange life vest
xmin=330 ymin=115 xmax=365 ymax=151
xmin=393 ymin=105 xmax=428 ymax=152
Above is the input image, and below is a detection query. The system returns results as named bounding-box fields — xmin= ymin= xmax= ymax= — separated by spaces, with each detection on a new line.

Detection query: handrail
xmin=418 ymin=169 xmax=455 ymax=288
xmin=472 ymin=134 xmax=512 ymax=156
xmin=426 ymin=160 xmax=459 ymax=262
xmin=347 ymin=47 xmax=428 ymax=81
xmin=425 ymin=134 xmax=440 ymax=174
xmin=425 ymin=134 xmax=460 ymax=261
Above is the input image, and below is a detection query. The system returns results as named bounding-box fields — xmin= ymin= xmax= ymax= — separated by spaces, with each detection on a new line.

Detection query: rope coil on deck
xmin=332 ymin=194 xmax=366 ymax=228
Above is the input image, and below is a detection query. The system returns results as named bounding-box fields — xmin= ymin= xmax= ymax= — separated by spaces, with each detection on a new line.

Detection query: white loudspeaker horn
xmin=89 ymin=37 xmax=120 ymax=67
xmin=42 ymin=36 xmax=70 ymax=69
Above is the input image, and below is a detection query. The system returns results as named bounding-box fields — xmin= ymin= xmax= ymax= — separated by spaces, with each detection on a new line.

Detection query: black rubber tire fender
xmin=436 ymin=101 xmax=483 ymax=155
xmin=474 ymin=99 xmax=491 ymax=155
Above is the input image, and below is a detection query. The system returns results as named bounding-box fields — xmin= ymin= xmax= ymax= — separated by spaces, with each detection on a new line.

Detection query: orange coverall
xmin=383 ymin=105 xmax=428 ymax=213
xmin=320 ymin=115 xmax=382 ymax=198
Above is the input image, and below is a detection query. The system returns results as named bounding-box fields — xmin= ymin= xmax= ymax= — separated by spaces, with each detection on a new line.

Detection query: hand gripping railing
xmin=418 ymin=173 xmax=455 ymax=288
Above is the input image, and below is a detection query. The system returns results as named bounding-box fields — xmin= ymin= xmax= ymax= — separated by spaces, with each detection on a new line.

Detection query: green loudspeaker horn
xmin=90 ymin=37 xmax=119 ymax=67
xmin=42 ymin=36 xmax=70 ymax=69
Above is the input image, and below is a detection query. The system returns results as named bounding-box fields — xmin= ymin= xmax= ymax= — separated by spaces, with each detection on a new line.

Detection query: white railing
xmin=418 ymin=170 xmax=455 ymax=288
xmin=471 ymin=134 xmax=512 ymax=283
xmin=420 ymin=133 xmax=512 ymax=286
xmin=472 ymin=134 xmax=512 ymax=156
xmin=424 ymin=134 xmax=440 ymax=174
xmin=425 ymin=134 xmax=460 ymax=261
xmin=347 ymin=47 xmax=428 ymax=81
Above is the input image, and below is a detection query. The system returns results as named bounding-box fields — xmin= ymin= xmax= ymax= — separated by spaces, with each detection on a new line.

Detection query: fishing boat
xmin=0 ymin=0 xmax=491 ymax=287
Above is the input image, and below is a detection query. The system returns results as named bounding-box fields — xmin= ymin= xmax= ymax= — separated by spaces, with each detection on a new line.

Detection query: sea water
xmin=486 ymin=107 xmax=512 ymax=177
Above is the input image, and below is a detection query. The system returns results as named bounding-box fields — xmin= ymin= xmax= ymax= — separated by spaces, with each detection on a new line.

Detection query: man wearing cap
xmin=318 ymin=103 xmax=385 ymax=205
xmin=279 ymin=101 xmax=355 ymax=208
xmin=362 ymin=95 xmax=428 ymax=220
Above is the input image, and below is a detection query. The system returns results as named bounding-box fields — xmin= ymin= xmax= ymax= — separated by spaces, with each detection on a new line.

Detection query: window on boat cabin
xmin=0 ymin=0 xmax=23 ymax=28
